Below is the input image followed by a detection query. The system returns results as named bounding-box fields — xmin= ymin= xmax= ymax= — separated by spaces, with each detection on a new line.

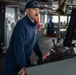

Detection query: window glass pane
xmin=40 ymin=13 xmax=45 ymax=23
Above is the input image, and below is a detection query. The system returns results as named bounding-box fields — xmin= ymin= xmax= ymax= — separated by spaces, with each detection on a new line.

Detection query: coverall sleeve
xmin=13 ymin=22 xmax=27 ymax=68
xmin=33 ymin=37 xmax=42 ymax=58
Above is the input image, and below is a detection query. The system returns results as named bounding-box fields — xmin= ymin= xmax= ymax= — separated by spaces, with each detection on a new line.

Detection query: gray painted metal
xmin=27 ymin=57 xmax=76 ymax=75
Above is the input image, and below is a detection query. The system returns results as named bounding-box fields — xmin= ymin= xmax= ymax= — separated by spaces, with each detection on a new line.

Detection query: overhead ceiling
xmin=0 ymin=0 xmax=53 ymax=9
xmin=0 ymin=0 xmax=76 ymax=15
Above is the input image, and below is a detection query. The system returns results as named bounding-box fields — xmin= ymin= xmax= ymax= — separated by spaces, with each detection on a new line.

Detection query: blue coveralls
xmin=4 ymin=15 xmax=42 ymax=75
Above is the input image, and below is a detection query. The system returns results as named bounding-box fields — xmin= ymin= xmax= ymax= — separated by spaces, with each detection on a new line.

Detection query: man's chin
xmin=33 ymin=18 xmax=37 ymax=20
xmin=32 ymin=16 xmax=38 ymax=20
xmin=35 ymin=17 xmax=38 ymax=20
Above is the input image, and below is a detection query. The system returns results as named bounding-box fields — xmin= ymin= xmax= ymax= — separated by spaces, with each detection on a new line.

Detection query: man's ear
xmin=25 ymin=9 xmax=29 ymax=14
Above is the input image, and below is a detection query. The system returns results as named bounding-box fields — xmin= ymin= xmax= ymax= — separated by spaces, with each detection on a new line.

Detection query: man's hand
xmin=18 ymin=67 xmax=26 ymax=75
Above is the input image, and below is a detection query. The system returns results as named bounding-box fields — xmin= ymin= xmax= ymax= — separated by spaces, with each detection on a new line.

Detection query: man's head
xmin=25 ymin=1 xmax=40 ymax=22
